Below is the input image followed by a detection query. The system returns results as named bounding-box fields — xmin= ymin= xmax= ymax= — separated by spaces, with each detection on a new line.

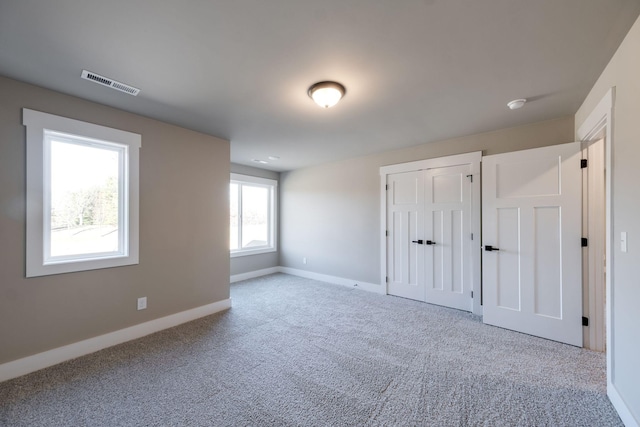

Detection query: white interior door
xmin=424 ymin=164 xmax=473 ymax=311
xmin=386 ymin=163 xmax=474 ymax=311
xmin=387 ymin=171 xmax=425 ymax=301
xmin=482 ymin=142 xmax=583 ymax=346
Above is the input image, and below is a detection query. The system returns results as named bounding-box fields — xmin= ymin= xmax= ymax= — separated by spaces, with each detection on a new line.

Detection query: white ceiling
xmin=1 ymin=0 xmax=639 ymax=171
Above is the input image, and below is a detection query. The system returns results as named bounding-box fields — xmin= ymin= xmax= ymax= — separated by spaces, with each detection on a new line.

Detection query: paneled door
xmin=482 ymin=142 xmax=583 ymax=346
xmin=386 ymin=164 xmax=474 ymax=311
xmin=386 ymin=171 xmax=425 ymax=301
xmin=424 ymin=164 xmax=473 ymax=311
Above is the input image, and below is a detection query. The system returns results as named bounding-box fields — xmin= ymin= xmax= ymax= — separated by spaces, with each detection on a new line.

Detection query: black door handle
xmin=411 ymin=240 xmax=424 ymax=244
xmin=426 ymin=240 xmax=436 ymax=245
xmin=485 ymin=245 xmax=499 ymax=251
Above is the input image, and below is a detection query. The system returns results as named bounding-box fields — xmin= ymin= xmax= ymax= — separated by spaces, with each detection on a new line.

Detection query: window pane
xmin=241 ymin=185 xmax=268 ymax=248
xmin=50 ymin=139 xmax=120 ymax=257
xmin=229 ymin=174 xmax=277 ymax=257
xmin=230 ymin=183 xmax=239 ymax=250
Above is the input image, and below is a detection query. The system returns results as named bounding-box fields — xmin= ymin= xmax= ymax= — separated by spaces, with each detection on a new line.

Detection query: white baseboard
xmin=278 ymin=266 xmax=386 ymax=294
xmin=0 ymin=298 xmax=231 ymax=383
xmin=230 ymin=266 xmax=385 ymax=295
xmin=609 ymin=382 xmax=639 ymax=427
xmin=230 ymin=267 xmax=280 ymax=283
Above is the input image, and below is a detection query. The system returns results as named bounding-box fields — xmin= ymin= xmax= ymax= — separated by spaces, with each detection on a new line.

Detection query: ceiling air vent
xmin=81 ymin=70 xmax=140 ymax=96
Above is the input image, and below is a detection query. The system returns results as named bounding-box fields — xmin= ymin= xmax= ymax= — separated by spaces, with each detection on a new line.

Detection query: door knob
xmin=484 ymin=245 xmax=499 ymax=251
xmin=426 ymin=240 xmax=436 ymax=245
xmin=411 ymin=240 xmax=424 ymax=244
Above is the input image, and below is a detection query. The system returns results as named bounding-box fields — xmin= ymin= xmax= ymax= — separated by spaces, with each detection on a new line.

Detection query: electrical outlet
xmin=303 ymin=257 xmax=307 ymax=265
xmin=137 ymin=297 xmax=147 ymax=310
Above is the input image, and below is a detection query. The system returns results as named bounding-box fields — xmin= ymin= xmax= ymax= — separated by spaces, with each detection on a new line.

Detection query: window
xmin=230 ymin=174 xmax=277 ymax=257
xmin=23 ymin=109 xmax=141 ymax=277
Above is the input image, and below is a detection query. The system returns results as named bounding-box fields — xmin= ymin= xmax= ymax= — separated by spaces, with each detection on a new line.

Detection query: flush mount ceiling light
xmin=308 ymin=81 xmax=346 ymax=108
xmin=507 ymin=98 xmax=527 ymax=110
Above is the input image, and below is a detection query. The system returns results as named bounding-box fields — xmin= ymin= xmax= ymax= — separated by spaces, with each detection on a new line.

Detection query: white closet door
xmin=386 ymin=171 xmax=425 ymax=301
xmin=424 ymin=164 xmax=473 ymax=311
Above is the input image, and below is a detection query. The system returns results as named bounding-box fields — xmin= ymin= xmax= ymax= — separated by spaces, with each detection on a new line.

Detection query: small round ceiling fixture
xmin=308 ymin=81 xmax=346 ymax=108
xmin=507 ymin=98 xmax=527 ymax=110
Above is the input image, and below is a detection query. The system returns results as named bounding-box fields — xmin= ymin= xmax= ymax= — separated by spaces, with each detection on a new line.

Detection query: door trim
xmin=577 ymin=88 xmax=625 ymax=421
xmin=380 ymin=151 xmax=482 ymax=315
xmin=581 ymin=139 xmax=606 ymax=351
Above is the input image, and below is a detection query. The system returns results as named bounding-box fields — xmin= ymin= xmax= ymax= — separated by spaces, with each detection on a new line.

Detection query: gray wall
xmin=280 ymin=116 xmax=574 ymax=284
xmin=229 ymin=163 xmax=280 ymax=276
xmin=575 ymin=14 xmax=640 ymax=422
xmin=0 ymin=76 xmax=230 ymax=364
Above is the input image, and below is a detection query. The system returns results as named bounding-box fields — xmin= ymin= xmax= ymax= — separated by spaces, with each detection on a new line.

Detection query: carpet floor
xmin=0 ymin=273 xmax=621 ymax=426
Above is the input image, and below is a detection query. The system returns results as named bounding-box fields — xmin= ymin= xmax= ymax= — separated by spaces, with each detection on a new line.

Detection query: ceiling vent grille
xmin=81 ymin=70 xmax=140 ymax=96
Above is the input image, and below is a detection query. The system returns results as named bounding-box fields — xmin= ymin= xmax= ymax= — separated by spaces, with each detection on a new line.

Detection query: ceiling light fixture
xmin=507 ymin=98 xmax=527 ymax=110
xmin=252 ymin=159 xmax=268 ymax=164
xmin=308 ymin=81 xmax=346 ymax=108
xmin=268 ymin=156 xmax=280 ymax=161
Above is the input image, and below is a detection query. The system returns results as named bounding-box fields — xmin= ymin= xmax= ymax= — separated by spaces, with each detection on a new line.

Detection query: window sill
xmin=230 ymin=247 xmax=277 ymax=258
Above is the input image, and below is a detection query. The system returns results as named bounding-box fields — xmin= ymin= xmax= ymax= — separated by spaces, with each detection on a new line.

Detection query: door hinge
xmin=385 ymin=184 xmax=389 ymax=190
xmin=471 ymin=233 xmax=474 ymax=240
xmin=385 ymin=276 xmax=389 ymax=283
xmin=386 ymin=230 xmax=388 ymax=237
xmin=582 ymin=316 xmax=589 ymax=326
xmin=581 ymin=159 xmax=588 ymax=168
xmin=581 ymin=237 xmax=588 ymax=247
xmin=471 ymin=291 xmax=474 ymax=298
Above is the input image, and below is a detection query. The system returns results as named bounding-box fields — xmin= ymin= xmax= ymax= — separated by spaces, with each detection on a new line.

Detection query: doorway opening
xmin=582 ymin=138 xmax=606 ymax=351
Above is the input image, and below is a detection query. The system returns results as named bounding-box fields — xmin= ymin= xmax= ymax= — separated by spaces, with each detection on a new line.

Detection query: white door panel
xmin=425 ymin=164 xmax=472 ymax=311
xmin=483 ymin=142 xmax=583 ymax=346
xmin=387 ymin=171 xmax=424 ymax=301
xmin=495 ymin=207 xmax=521 ymax=311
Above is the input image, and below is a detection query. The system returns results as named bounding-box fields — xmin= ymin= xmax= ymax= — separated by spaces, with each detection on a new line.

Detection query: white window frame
xmin=230 ymin=173 xmax=277 ymax=258
xmin=23 ymin=108 xmax=141 ymax=277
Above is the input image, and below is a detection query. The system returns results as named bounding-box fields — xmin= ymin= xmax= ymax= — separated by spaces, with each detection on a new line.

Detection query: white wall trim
xmin=577 ymin=89 xmax=613 ymax=142
xmin=278 ymin=267 xmax=386 ymax=294
xmin=22 ymin=108 xmax=141 ymax=277
xmin=379 ymin=151 xmax=482 ymax=175
xmin=230 ymin=267 xmax=280 ymax=283
xmin=380 ymin=172 xmax=388 ymax=295
xmin=0 ymin=299 xmax=231 ymax=383
xmin=577 ymin=88 xmax=626 ymax=421
xmin=230 ymin=267 xmax=386 ymax=294
xmin=608 ymin=383 xmax=639 ymax=427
